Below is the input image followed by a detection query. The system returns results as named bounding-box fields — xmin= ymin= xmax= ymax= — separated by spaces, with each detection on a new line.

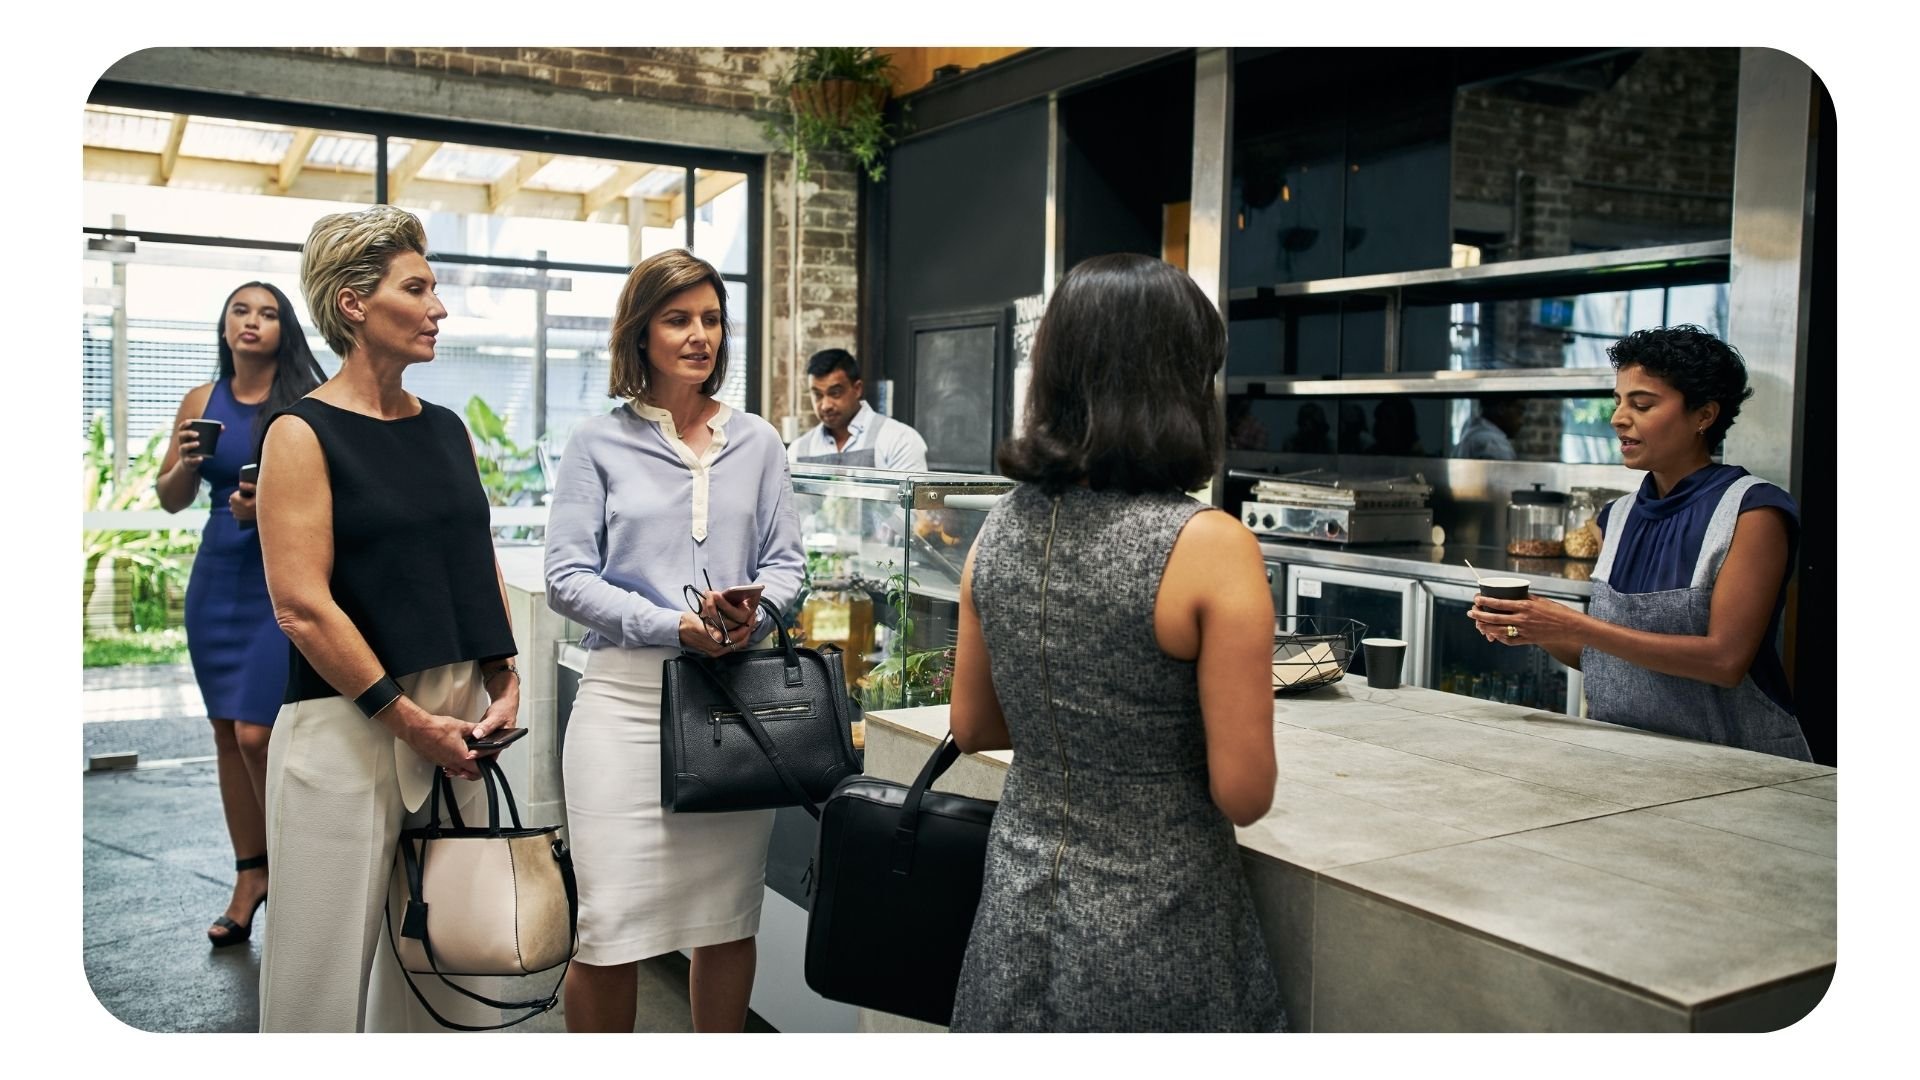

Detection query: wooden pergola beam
xmin=388 ymin=139 xmax=443 ymax=201
xmin=159 ymin=114 xmax=189 ymax=184
xmin=691 ymin=169 xmax=745 ymax=210
xmin=488 ymin=152 xmax=554 ymax=213
xmin=276 ymin=128 xmax=319 ymax=194
xmin=581 ymin=163 xmax=656 ymax=219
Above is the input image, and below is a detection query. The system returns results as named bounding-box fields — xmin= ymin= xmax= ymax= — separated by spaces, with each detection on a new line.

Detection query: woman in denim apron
xmin=1468 ymin=326 xmax=1811 ymax=761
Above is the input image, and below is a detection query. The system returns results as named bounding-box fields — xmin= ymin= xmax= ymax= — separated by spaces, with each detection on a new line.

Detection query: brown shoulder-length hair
xmin=997 ymin=253 xmax=1225 ymax=494
xmin=607 ymin=249 xmax=731 ymax=399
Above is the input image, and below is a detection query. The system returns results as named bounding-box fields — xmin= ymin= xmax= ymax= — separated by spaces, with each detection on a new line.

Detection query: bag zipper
xmin=1039 ymin=496 xmax=1070 ymax=907
xmin=708 ymin=702 xmax=813 ymax=744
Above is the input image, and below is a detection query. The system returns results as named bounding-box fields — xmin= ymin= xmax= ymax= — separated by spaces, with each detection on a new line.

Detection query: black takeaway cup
xmin=186 ymin=419 xmax=224 ymax=459
xmin=1361 ymin=638 xmax=1408 ymax=690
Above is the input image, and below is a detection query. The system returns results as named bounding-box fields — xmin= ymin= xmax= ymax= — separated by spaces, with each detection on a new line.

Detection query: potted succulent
xmin=765 ymin=47 xmax=901 ymax=183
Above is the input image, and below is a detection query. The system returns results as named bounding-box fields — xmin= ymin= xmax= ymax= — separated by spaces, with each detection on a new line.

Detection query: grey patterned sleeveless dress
xmin=948 ymin=484 xmax=1285 ymax=1032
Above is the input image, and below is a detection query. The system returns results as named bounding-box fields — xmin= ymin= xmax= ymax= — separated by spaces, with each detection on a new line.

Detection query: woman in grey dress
xmin=946 ymin=253 xmax=1285 ymax=1032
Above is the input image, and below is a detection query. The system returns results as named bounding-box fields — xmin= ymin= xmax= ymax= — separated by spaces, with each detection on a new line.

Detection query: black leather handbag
xmin=804 ymin=733 xmax=997 ymax=1026
xmin=659 ymin=599 xmax=863 ymax=817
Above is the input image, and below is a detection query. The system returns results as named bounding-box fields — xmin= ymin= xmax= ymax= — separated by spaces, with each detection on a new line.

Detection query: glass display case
xmin=787 ymin=464 xmax=1014 ymax=713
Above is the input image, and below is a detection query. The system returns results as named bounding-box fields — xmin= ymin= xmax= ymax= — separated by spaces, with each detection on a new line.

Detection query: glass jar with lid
xmin=1562 ymin=487 xmax=1604 ymax=560
xmin=1506 ymin=483 xmax=1566 ymax=557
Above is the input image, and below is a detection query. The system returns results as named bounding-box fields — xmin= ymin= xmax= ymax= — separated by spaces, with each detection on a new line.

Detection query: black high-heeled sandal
xmin=207 ymin=853 xmax=268 ymax=948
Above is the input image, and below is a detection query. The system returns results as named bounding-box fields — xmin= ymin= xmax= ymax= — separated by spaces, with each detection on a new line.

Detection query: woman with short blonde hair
xmin=545 ymin=247 xmax=803 ymax=1032
xmin=255 ymin=204 xmax=522 ymax=1031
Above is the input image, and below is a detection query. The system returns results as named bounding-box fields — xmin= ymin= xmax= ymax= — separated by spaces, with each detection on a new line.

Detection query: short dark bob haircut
xmin=1607 ymin=324 xmax=1753 ymax=454
xmin=998 ymin=253 xmax=1224 ymax=494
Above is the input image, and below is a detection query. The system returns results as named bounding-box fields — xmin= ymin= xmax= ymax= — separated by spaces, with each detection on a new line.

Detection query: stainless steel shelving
xmin=1228 ymin=368 xmax=1616 ymax=398
xmin=1227 ymin=240 xmax=1731 ymax=392
xmin=1227 ymin=239 xmax=1730 ymax=306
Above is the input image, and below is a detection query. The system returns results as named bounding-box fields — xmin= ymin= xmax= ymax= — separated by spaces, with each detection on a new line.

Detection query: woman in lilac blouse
xmin=544 ymin=249 xmax=803 ymax=1032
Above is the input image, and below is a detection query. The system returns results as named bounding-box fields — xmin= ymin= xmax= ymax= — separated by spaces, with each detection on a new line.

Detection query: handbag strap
xmin=892 ymin=734 xmax=964 ymax=875
xmin=430 ymin=740 xmax=528 ymax=836
xmin=387 ymin=819 xmax=580 ymax=1031
xmin=759 ymin=598 xmax=805 ymax=688
xmin=687 ymin=652 xmax=823 ymax=820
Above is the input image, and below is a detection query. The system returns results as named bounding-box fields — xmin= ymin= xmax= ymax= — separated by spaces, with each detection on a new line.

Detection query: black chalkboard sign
xmin=909 ymin=307 xmax=1009 ymax=474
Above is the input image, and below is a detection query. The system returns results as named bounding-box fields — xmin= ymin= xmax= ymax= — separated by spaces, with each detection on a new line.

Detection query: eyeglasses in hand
xmin=683 ymin=569 xmax=743 ymax=649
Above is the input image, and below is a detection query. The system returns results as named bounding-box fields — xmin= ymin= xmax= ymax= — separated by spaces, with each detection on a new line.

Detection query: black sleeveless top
xmin=268 ymin=397 xmax=517 ymax=703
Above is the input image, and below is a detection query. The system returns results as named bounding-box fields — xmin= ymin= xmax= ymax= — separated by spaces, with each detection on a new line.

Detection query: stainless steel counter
xmin=1258 ymin=539 xmax=1596 ymax=599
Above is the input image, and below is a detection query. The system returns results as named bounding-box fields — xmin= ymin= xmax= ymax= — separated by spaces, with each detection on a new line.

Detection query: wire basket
xmin=1272 ymin=615 xmax=1368 ymax=695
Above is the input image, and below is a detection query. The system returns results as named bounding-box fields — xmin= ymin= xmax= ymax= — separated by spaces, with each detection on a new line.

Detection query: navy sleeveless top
xmin=267 ymin=397 xmax=517 ymax=703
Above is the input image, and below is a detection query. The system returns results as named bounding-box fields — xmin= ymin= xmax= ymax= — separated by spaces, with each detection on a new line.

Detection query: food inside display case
xmin=786 ymin=465 xmax=1013 ymax=715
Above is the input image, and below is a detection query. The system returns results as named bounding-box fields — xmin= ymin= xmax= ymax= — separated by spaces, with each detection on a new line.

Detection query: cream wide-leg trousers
xmin=258 ymin=661 xmax=503 ymax=1032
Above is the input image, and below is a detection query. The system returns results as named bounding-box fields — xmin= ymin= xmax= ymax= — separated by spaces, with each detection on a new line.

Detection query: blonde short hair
xmin=299 ymin=205 xmax=428 ymax=358
xmin=608 ymin=249 xmax=731 ymax=400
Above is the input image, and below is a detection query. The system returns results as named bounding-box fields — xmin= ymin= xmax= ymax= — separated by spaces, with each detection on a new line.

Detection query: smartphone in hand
xmin=719 ymin=584 xmax=766 ymax=611
xmin=236 ymin=463 xmax=262 ymax=531
xmin=464 ymin=727 xmax=528 ymax=753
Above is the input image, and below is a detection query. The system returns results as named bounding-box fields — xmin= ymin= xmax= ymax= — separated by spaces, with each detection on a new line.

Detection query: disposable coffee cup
xmin=1362 ymin=638 xmax=1407 ymax=690
xmin=1478 ymin=576 xmax=1530 ymax=601
xmin=186 ymin=419 xmax=224 ymax=458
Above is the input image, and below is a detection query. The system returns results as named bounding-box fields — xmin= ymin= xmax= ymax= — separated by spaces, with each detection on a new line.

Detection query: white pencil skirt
xmin=562 ymin=646 xmax=775 ymax=967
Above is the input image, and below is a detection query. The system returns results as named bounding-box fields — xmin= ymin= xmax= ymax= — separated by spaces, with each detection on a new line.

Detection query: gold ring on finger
xmin=1506 ymin=625 xmax=1519 ymax=639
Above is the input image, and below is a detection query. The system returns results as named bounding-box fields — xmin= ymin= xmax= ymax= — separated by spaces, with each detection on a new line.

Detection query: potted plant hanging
xmin=765 ymin=47 xmax=901 ymax=183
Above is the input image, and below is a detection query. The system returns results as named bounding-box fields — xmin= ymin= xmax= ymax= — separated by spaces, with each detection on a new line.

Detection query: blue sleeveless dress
xmin=182 ymin=379 xmax=291 ymax=725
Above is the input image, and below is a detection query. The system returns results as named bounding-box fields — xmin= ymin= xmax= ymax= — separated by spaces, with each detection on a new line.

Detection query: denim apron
xmin=795 ymin=414 xmax=892 ymax=467
xmin=1584 ymin=476 xmax=1812 ymax=761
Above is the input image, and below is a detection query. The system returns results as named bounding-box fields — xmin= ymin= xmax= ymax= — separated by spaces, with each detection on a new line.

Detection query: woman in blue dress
xmin=1469 ymin=325 xmax=1810 ymax=760
xmin=156 ymin=281 xmax=327 ymax=945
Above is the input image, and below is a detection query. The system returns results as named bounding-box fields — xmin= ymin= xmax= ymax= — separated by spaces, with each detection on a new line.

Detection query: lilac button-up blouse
xmin=544 ymin=400 xmax=805 ymax=649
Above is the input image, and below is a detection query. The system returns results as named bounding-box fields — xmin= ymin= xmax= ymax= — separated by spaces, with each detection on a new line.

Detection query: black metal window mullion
xmin=684 ymin=165 xmax=697 ymax=250
xmin=376 ymin=134 xmax=389 ymax=204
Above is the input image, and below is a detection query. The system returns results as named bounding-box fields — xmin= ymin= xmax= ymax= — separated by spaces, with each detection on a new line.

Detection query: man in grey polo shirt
xmin=787 ymin=348 xmax=929 ymax=470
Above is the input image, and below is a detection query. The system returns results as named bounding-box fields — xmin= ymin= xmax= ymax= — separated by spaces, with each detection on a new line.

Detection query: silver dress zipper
xmin=1040 ymin=496 xmax=1070 ymax=906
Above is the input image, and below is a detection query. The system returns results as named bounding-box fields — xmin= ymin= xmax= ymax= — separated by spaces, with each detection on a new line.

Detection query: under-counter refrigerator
xmin=1284 ymin=565 xmax=1425 ymax=681
xmin=1419 ymin=579 xmax=1586 ymax=715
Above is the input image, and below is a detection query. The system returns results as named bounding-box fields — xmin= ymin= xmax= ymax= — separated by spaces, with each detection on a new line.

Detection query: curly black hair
xmin=1606 ymin=324 xmax=1754 ymax=454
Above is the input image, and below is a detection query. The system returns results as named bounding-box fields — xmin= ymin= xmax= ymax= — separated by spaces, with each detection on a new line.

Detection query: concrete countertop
xmin=865 ymin=677 xmax=1834 ymax=1029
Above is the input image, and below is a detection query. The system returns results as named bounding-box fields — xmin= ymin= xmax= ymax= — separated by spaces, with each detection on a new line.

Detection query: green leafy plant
xmin=84 ymin=628 xmax=188 ymax=668
xmin=465 ymin=396 xmax=544 ymax=506
xmin=856 ymin=567 xmax=954 ymax=708
xmin=82 ymin=412 xmax=199 ymax=634
xmin=764 ymin=47 xmax=902 ymax=183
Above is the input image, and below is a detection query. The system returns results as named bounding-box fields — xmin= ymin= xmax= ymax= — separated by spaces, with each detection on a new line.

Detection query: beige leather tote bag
xmin=385 ymin=754 xmax=577 ymax=1030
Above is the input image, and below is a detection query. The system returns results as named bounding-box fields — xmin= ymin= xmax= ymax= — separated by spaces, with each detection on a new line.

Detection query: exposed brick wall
xmin=1453 ymin=47 xmax=1739 ymax=260
xmin=1454 ymin=48 xmax=1740 ymax=458
xmin=274 ymin=46 xmax=861 ymax=435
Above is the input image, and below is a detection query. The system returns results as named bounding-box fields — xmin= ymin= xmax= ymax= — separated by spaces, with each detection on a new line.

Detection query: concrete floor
xmin=82 ymin=663 xmax=773 ymax=1033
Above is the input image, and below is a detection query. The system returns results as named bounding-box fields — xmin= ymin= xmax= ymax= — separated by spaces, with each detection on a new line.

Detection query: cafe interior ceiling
xmin=81 ymin=105 xmax=744 ymax=226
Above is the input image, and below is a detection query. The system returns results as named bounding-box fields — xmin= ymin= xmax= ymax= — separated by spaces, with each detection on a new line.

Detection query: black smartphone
xmin=464 ymin=727 xmax=528 ymax=752
xmin=236 ymin=463 xmax=262 ymax=531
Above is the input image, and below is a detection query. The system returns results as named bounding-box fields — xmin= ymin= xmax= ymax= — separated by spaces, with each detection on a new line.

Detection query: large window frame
xmin=87 ymin=80 xmax=767 ymax=418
